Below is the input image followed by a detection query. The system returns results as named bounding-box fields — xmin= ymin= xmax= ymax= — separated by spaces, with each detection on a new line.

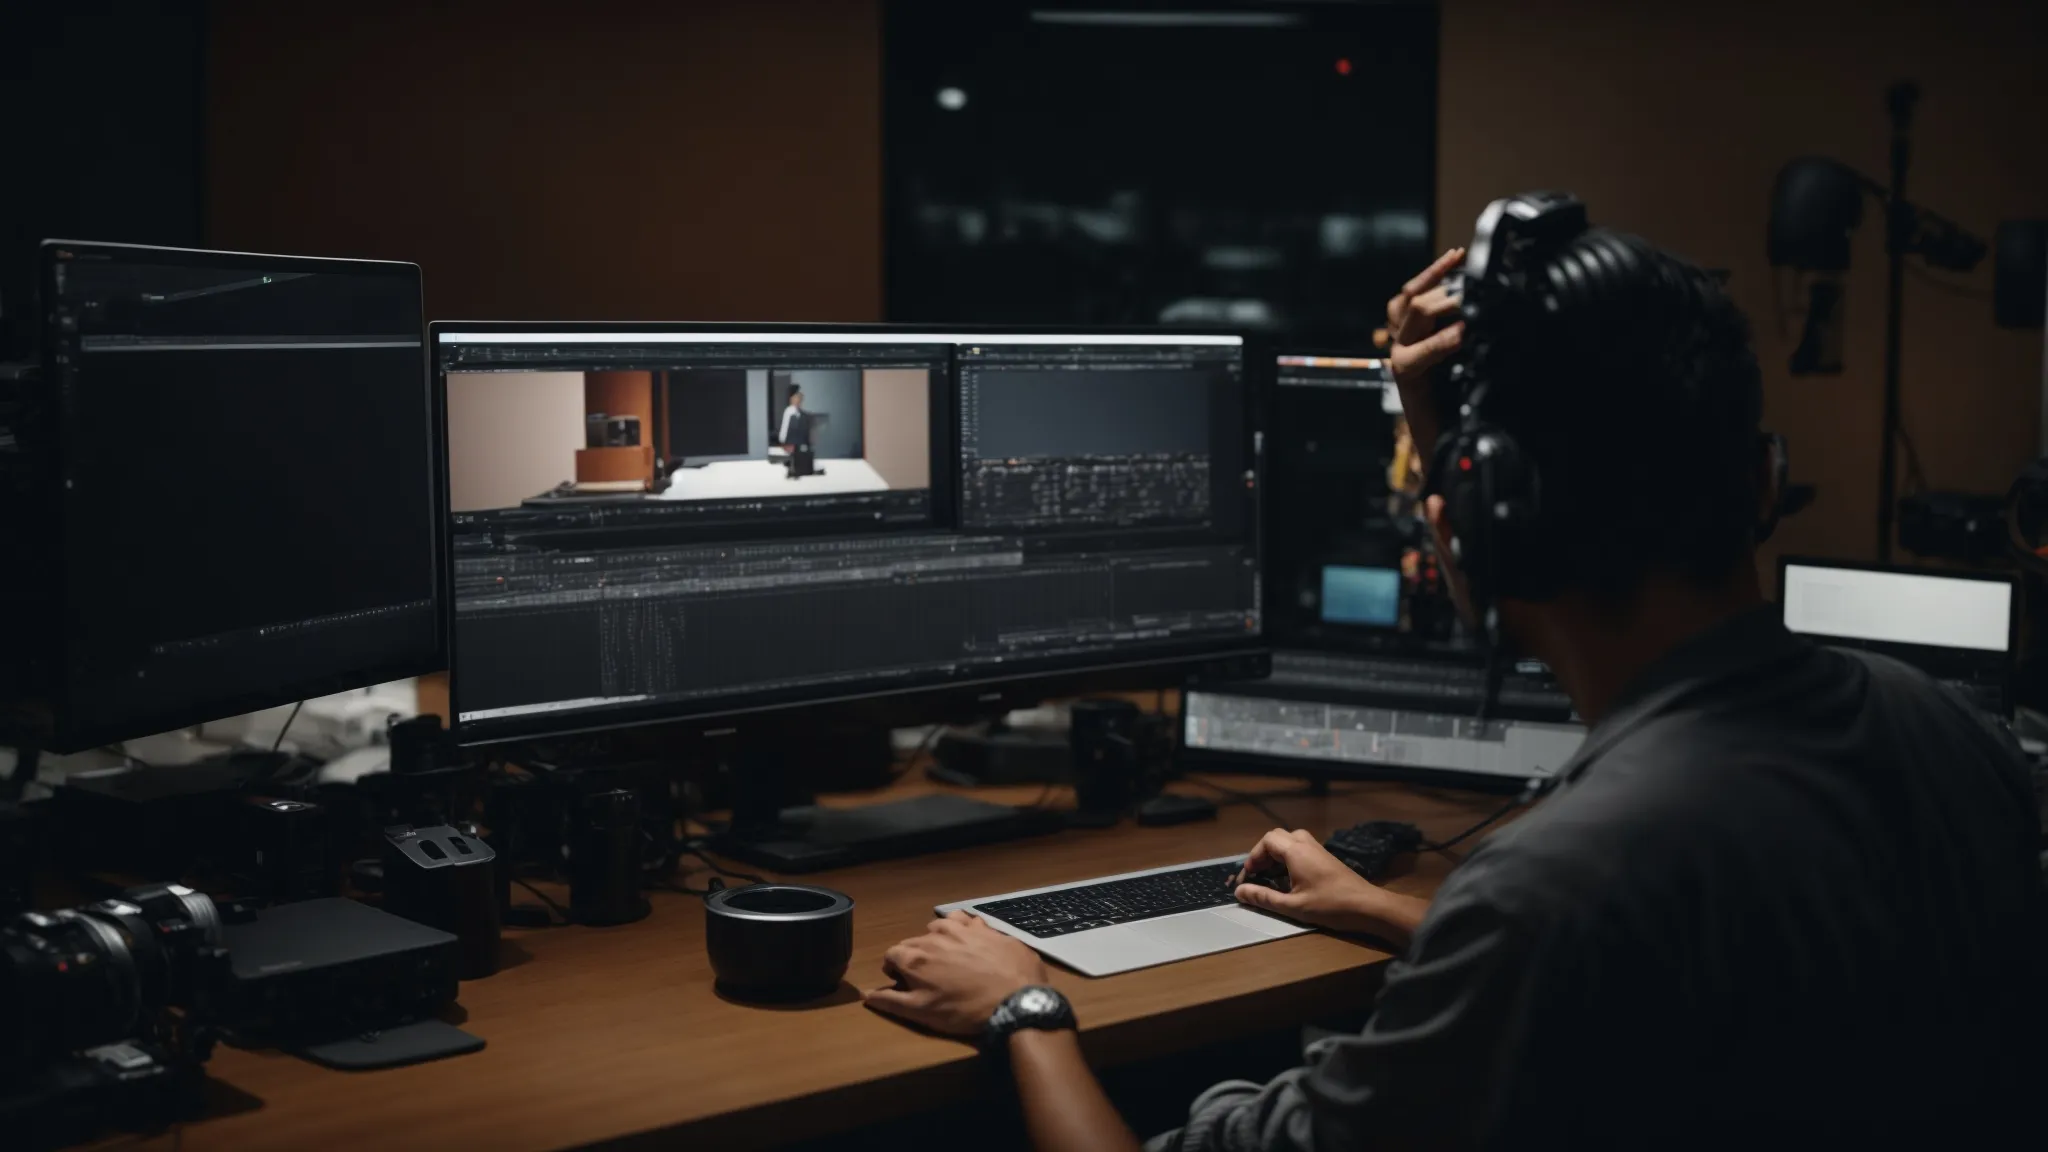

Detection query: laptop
xmin=1778 ymin=557 xmax=2017 ymax=718
xmin=936 ymin=857 xmax=1311 ymax=977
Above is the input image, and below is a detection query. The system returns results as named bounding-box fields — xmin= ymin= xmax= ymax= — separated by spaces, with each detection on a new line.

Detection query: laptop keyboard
xmin=974 ymin=862 xmax=1242 ymax=938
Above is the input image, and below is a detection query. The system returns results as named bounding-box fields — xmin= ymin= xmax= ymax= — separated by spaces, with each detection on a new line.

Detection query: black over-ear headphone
xmin=1426 ymin=192 xmax=1784 ymax=677
xmin=1425 ymin=191 xmax=1599 ymax=642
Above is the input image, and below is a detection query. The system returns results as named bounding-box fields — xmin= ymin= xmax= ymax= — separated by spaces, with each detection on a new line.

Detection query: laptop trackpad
xmin=1133 ymin=909 xmax=1270 ymax=953
xmin=1210 ymin=904 xmax=1305 ymax=937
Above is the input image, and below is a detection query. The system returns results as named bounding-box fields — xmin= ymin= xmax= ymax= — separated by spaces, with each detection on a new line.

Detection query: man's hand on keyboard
xmin=866 ymin=910 xmax=1052 ymax=1039
xmin=1233 ymin=828 xmax=1418 ymax=938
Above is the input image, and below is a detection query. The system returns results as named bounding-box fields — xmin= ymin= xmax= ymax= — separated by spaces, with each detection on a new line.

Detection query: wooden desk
xmin=167 ymin=776 xmax=1507 ymax=1151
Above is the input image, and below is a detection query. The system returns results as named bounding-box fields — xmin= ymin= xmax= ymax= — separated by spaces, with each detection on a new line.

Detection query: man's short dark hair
xmin=1489 ymin=231 xmax=1765 ymax=602
xmin=788 ymin=384 xmax=802 ymax=403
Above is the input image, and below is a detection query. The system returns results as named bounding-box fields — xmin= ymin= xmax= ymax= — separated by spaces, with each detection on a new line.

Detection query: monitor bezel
xmin=31 ymin=239 xmax=448 ymax=753
xmin=431 ymin=319 xmax=1268 ymax=747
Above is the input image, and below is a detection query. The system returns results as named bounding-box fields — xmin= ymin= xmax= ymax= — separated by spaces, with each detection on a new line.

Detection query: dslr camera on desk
xmin=0 ymin=880 xmax=484 ymax=1149
xmin=0 ymin=883 xmax=229 ymax=1150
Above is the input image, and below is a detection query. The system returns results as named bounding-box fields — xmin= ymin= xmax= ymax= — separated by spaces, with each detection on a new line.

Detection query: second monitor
xmin=1264 ymin=352 xmax=1470 ymax=656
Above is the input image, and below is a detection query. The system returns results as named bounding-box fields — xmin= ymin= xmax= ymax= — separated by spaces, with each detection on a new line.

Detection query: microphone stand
xmin=1876 ymin=80 xmax=1918 ymax=564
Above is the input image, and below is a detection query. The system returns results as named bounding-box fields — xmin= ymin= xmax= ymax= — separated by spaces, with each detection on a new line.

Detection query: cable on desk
xmin=511 ymin=878 xmax=573 ymax=927
xmin=269 ymin=699 xmax=305 ymax=753
xmin=1420 ymin=795 xmax=1525 ymax=854
xmin=100 ymin=744 xmax=159 ymax=770
xmin=682 ymin=842 xmax=765 ymax=887
xmin=663 ymin=874 xmax=735 ymax=898
xmin=1180 ymin=776 xmax=1373 ymax=829
xmin=894 ymin=723 xmax=947 ymax=779
xmin=662 ymin=841 xmax=764 ymax=898
xmin=1180 ymin=776 xmax=1292 ymax=829
xmin=1025 ymin=781 xmax=1068 ymax=810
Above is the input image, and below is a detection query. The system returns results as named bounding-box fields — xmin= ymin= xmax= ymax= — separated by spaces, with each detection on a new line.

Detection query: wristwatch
xmin=983 ymin=984 xmax=1077 ymax=1050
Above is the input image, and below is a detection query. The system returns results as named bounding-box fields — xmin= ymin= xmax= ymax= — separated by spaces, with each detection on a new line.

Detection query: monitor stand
xmin=706 ymin=735 xmax=1067 ymax=873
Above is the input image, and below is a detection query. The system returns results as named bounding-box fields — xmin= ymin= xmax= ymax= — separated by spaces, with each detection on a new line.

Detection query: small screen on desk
xmin=1266 ymin=350 xmax=1472 ymax=655
xmin=1782 ymin=563 xmax=2011 ymax=652
xmin=1780 ymin=559 xmax=2014 ymax=715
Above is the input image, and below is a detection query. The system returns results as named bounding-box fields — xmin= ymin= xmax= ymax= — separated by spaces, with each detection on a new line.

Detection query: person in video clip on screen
xmin=864 ymin=226 xmax=2048 ymax=1150
xmin=779 ymin=384 xmax=817 ymax=479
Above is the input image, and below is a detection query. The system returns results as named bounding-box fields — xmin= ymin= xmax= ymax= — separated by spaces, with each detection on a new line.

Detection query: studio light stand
xmin=1769 ymin=81 xmax=1989 ymax=562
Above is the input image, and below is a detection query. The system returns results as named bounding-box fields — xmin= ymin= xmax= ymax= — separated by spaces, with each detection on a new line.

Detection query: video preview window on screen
xmin=446 ymin=365 xmax=934 ymax=514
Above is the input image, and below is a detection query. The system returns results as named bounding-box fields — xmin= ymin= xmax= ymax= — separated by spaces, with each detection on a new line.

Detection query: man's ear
xmin=1756 ymin=433 xmax=1787 ymax=542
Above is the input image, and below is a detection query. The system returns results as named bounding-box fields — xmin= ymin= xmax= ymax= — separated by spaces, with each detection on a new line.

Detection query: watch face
xmin=1017 ymin=988 xmax=1058 ymax=1015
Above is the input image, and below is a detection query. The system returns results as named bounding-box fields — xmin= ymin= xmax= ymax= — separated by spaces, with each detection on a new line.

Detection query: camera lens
xmin=0 ymin=884 xmax=220 ymax=1081
xmin=124 ymin=882 xmax=223 ymax=1002
xmin=0 ymin=910 xmax=142 ymax=1079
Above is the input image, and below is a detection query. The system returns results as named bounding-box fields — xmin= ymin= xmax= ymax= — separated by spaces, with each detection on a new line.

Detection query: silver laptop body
xmin=935 ymin=855 xmax=1312 ymax=977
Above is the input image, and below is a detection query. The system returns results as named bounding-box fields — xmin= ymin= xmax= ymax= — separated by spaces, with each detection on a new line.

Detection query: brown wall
xmin=1439 ymin=0 xmax=2048 ymax=567
xmin=446 ymin=371 xmax=584 ymax=511
xmin=210 ymin=0 xmax=2047 ymax=565
xmin=862 ymin=369 xmax=933 ymax=489
xmin=208 ymin=0 xmax=882 ymax=323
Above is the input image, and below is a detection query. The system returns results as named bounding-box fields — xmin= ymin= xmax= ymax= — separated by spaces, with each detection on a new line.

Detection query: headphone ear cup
xmin=1427 ymin=428 xmax=1486 ymax=591
xmin=1432 ymin=426 xmax=1549 ymax=606
xmin=1475 ymin=429 xmax=1550 ymax=603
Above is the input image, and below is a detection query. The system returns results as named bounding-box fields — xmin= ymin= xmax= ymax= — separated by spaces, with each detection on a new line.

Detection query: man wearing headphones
xmin=867 ymin=199 xmax=2048 ymax=1150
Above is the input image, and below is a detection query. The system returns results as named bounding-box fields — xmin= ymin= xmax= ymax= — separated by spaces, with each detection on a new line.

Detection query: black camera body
xmin=0 ymin=1037 xmax=210 ymax=1151
xmin=0 ymin=883 xmax=228 ymax=1149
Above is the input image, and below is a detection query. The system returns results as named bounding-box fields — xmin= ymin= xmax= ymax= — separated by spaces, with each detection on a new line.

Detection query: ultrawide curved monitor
xmin=434 ymin=323 xmax=1266 ymax=744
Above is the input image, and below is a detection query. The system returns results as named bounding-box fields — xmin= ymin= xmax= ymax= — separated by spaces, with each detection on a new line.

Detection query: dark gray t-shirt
xmin=1153 ymin=608 xmax=2048 ymax=1151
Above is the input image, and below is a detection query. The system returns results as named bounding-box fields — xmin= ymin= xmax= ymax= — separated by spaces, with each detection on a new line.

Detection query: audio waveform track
xmin=453 ymin=533 xmax=1254 ymax=721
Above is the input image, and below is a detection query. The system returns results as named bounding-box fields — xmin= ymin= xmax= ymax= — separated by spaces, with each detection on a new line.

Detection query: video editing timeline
xmin=436 ymin=330 xmax=1258 ymax=734
xmin=957 ymin=341 xmax=1239 ymax=531
xmin=452 ymin=531 xmax=1251 ymax=722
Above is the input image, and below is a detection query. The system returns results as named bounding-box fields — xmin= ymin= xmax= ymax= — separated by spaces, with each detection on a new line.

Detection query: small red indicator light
xmin=1335 ymin=58 xmax=1353 ymax=76
xmin=1458 ymin=456 xmax=1473 ymax=472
